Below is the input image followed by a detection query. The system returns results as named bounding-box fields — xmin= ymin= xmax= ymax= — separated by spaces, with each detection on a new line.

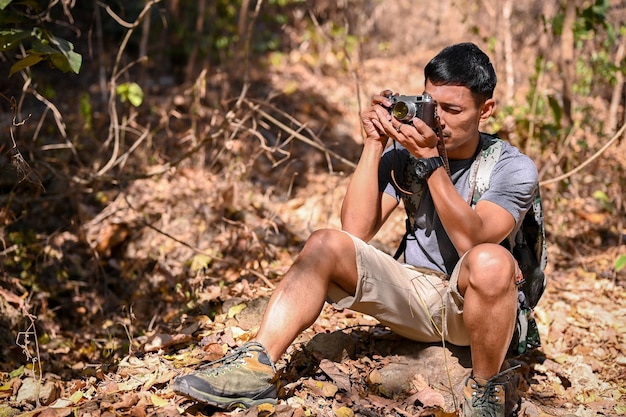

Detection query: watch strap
xmin=419 ymin=156 xmax=444 ymax=179
xmin=426 ymin=156 xmax=444 ymax=171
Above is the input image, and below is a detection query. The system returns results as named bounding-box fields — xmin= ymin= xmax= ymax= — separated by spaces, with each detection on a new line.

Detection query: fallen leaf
xmin=333 ymin=406 xmax=354 ymax=417
xmin=257 ymin=402 xmax=275 ymax=415
xmin=367 ymin=369 xmax=382 ymax=385
xmin=228 ymin=303 xmax=247 ymax=318
xmin=39 ymin=407 xmax=73 ymax=417
xmin=112 ymin=392 xmax=140 ymax=409
xmin=415 ymin=385 xmax=446 ymax=408
xmin=144 ymin=333 xmax=192 ymax=352
xmin=319 ymin=359 xmax=351 ymax=391
xmin=151 ymin=393 xmax=169 ymax=407
xmin=101 ymin=381 xmax=120 ymax=394
xmin=303 ymin=378 xmax=338 ymax=398
xmin=410 ymin=373 xmax=429 ymax=391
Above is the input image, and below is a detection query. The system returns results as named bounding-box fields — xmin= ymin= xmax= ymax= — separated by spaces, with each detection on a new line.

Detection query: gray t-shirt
xmin=379 ymin=133 xmax=539 ymax=275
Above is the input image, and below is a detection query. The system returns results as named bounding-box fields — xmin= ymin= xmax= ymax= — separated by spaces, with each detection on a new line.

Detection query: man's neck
xmin=446 ymin=132 xmax=482 ymax=161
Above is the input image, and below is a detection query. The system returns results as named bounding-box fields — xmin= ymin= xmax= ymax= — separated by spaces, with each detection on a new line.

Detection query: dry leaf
xmin=228 ymin=303 xmax=248 ymax=318
xmin=415 ymin=386 xmax=445 ymax=408
xmin=257 ymin=402 xmax=276 ymax=415
xmin=143 ymin=333 xmax=192 ymax=352
xmin=38 ymin=407 xmax=73 ymax=417
xmin=410 ymin=373 xmax=429 ymax=391
xmin=303 ymin=378 xmax=338 ymax=398
xmin=150 ymin=393 xmax=169 ymax=407
xmin=333 ymin=406 xmax=354 ymax=417
xmin=319 ymin=359 xmax=351 ymax=391
xmin=94 ymin=223 xmax=129 ymax=256
xmin=367 ymin=369 xmax=382 ymax=385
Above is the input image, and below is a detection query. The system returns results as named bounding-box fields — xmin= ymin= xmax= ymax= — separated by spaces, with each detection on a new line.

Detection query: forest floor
xmin=1 ymin=161 xmax=625 ymax=417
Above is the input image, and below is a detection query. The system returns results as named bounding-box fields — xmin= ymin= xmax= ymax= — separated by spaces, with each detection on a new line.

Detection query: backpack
xmin=394 ymin=134 xmax=547 ymax=355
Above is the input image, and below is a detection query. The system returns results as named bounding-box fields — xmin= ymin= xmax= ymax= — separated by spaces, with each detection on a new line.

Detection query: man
xmin=172 ymin=42 xmax=539 ymax=417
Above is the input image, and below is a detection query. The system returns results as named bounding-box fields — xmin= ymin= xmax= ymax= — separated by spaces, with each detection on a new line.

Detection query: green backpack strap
xmin=394 ymin=135 xmax=502 ymax=260
xmin=468 ymin=136 xmax=547 ymax=355
xmin=469 ymin=136 xmax=503 ymax=206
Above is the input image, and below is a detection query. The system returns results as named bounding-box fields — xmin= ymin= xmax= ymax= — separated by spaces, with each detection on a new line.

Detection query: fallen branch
xmin=540 ymin=123 xmax=625 ymax=186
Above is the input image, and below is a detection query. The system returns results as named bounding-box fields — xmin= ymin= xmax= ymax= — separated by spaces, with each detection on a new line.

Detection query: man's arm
xmin=390 ymin=116 xmax=516 ymax=255
xmin=341 ymin=94 xmax=400 ymax=242
xmin=426 ymin=168 xmax=515 ymax=255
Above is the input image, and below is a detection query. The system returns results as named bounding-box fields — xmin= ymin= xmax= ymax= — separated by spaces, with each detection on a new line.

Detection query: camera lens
xmin=392 ymin=101 xmax=415 ymax=121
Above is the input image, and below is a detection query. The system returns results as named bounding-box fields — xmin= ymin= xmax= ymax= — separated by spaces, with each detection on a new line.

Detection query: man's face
xmin=424 ymin=81 xmax=494 ymax=159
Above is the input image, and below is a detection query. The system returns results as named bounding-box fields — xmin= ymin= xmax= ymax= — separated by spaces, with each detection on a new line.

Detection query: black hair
xmin=424 ymin=42 xmax=497 ymax=102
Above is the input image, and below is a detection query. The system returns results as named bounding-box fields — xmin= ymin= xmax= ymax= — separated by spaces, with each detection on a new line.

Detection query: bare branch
xmin=540 ymin=123 xmax=626 ymax=186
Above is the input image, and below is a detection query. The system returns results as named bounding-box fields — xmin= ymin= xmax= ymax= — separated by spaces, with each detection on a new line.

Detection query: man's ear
xmin=479 ymin=98 xmax=496 ymax=122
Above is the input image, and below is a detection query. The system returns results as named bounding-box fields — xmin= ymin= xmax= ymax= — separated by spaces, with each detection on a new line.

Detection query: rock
xmin=15 ymin=377 xmax=59 ymax=405
xmin=305 ymin=331 xmax=356 ymax=362
xmin=234 ymin=296 xmax=270 ymax=330
xmin=377 ymin=343 xmax=471 ymax=409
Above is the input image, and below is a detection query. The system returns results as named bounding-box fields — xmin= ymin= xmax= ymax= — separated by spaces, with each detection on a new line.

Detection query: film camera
xmin=388 ymin=93 xmax=437 ymax=129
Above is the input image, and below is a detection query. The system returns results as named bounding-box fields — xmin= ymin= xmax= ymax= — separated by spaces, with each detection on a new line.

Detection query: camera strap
xmin=434 ymin=116 xmax=451 ymax=176
xmin=389 ymin=116 xmax=450 ymax=195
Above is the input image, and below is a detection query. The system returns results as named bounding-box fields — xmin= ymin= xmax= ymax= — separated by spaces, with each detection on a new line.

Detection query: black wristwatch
xmin=414 ymin=156 xmax=444 ymax=179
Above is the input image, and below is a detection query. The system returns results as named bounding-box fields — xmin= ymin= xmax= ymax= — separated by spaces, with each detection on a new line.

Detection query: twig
xmin=245 ymin=99 xmax=357 ymax=170
xmin=1 ymin=94 xmax=45 ymax=190
xmin=16 ymin=309 xmax=43 ymax=408
xmin=21 ymin=76 xmax=67 ymax=138
xmin=121 ymin=195 xmax=235 ymax=266
xmin=526 ymin=57 xmax=545 ymax=154
xmin=540 ymin=123 xmax=626 ymax=186
xmin=96 ymin=0 xmax=161 ymax=177
xmin=245 ymin=268 xmax=275 ymax=290
xmin=608 ymin=37 xmax=625 ymax=133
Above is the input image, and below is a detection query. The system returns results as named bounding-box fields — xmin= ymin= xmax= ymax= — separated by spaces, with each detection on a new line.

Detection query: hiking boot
xmin=463 ymin=365 xmax=521 ymax=417
xmin=171 ymin=341 xmax=278 ymax=410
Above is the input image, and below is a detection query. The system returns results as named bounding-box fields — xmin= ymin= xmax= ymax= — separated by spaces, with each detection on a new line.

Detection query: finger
xmin=411 ymin=117 xmax=437 ymax=140
xmin=371 ymin=96 xmax=392 ymax=108
xmin=371 ymin=118 xmax=385 ymax=134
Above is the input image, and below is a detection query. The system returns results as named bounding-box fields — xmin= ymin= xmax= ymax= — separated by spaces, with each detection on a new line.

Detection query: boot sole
xmin=172 ymin=377 xmax=277 ymax=410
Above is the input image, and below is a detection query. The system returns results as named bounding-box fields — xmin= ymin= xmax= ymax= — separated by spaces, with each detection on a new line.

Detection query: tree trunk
xmin=560 ymin=0 xmax=576 ymax=129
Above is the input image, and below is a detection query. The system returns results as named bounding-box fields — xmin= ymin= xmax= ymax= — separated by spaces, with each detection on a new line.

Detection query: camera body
xmin=388 ymin=93 xmax=437 ymax=129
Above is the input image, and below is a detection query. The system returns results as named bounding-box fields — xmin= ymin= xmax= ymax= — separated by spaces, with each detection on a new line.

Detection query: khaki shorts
xmin=327 ymin=232 xmax=470 ymax=346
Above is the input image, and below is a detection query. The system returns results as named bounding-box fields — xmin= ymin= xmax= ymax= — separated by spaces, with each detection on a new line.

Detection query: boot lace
xmin=468 ymin=365 xmax=520 ymax=417
xmin=198 ymin=341 xmax=273 ymax=377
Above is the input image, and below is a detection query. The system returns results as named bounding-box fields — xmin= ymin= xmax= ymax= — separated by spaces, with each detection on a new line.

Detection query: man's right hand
xmin=360 ymin=90 xmax=395 ymax=145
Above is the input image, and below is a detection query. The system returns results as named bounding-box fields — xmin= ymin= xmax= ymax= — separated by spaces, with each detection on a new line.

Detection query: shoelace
xmin=469 ymin=365 xmax=521 ymax=417
xmin=469 ymin=381 xmax=502 ymax=417
xmin=198 ymin=341 xmax=273 ymax=376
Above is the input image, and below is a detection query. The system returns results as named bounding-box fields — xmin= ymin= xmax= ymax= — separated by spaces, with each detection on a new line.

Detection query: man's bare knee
xmin=303 ymin=229 xmax=355 ymax=258
xmin=462 ymin=243 xmax=516 ymax=296
xmin=298 ymin=229 xmax=358 ymax=292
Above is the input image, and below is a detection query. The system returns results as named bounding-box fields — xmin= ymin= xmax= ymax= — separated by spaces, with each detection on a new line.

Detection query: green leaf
xmin=592 ymin=189 xmax=610 ymax=203
xmin=616 ymin=255 xmax=626 ymax=272
xmin=30 ymin=37 xmax=59 ymax=54
xmin=49 ymin=35 xmax=82 ymax=73
xmin=9 ymin=53 xmax=44 ymax=77
xmin=47 ymin=50 xmax=81 ymax=74
xmin=117 ymin=82 xmax=144 ymax=107
xmin=0 ymin=29 xmax=31 ymax=51
xmin=65 ymin=49 xmax=82 ymax=73
xmin=0 ymin=0 xmax=13 ymax=10
xmin=49 ymin=52 xmax=72 ymax=73
xmin=9 ymin=365 xmax=24 ymax=378
xmin=49 ymin=51 xmax=83 ymax=74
